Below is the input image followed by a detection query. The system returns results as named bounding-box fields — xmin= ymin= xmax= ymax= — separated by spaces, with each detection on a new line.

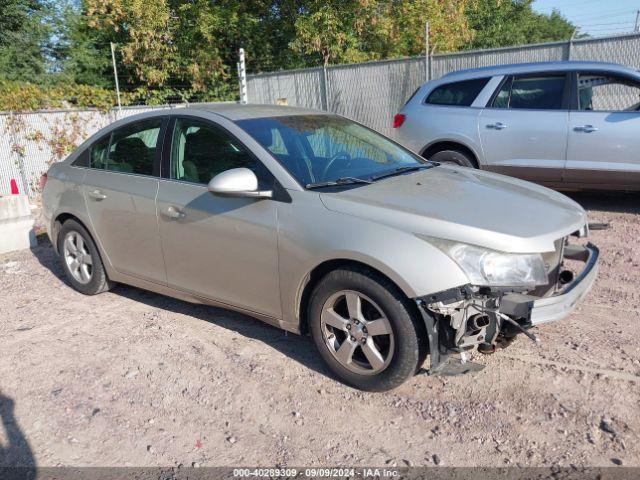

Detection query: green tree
xmin=50 ymin=1 xmax=113 ymax=87
xmin=0 ymin=0 xmax=49 ymax=82
xmin=290 ymin=0 xmax=473 ymax=67
xmin=465 ymin=0 xmax=575 ymax=50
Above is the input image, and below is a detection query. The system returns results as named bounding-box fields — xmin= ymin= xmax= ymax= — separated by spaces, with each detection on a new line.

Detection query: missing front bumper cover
xmin=499 ymin=243 xmax=599 ymax=326
xmin=415 ymin=242 xmax=599 ymax=373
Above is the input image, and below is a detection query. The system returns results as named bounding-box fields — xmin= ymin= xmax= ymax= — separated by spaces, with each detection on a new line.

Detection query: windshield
xmin=237 ymin=115 xmax=426 ymax=187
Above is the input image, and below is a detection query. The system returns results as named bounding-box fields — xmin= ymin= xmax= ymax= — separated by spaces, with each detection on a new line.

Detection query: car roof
xmin=440 ymin=60 xmax=639 ymax=81
xmin=189 ymin=103 xmax=328 ymax=120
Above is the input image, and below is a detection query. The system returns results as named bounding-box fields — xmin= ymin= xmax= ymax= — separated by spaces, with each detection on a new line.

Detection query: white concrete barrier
xmin=0 ymin=195 xmax=37 ymax=254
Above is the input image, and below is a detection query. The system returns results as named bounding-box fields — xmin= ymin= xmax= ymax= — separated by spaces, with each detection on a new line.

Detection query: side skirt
xmin=107 ymin=270 xmax=299 ymax=334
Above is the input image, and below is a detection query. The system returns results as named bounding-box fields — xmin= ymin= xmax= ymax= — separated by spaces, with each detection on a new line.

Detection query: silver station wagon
xmin=43 ymin=104 xmax=598 ymax=391
xmin=395 ymin=61 xmax=640 ymax=191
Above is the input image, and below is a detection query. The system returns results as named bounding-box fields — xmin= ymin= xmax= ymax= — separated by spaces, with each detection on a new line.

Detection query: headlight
xmin=430 ymin=239 xmax=548 ymax=288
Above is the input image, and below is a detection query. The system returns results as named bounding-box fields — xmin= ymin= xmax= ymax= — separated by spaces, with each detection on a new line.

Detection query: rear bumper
xmin=500 ymin=243 xmax=599 ymax=326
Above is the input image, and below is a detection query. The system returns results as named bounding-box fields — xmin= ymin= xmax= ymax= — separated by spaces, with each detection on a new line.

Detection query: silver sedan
xmin=42 ymin=104 xmax=598 ymax=391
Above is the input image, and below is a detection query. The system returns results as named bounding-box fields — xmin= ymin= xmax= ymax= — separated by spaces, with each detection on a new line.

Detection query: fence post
xmin=321 ymin=66 xmax=329 ymax=111
xmin=567 ymin=29 xmax=576 ymax=61
xmin=110 ymin=42 xmax=122 ymax=114
xmin=238 ymin=48 xmax=248 ymax=104
xmin=428 ymin=46 xmax=437 ymax=81
xmin=425 ymin=22 xmax=430 ymax=82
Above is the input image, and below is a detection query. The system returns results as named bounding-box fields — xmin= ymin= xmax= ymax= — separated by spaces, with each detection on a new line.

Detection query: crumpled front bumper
xmin=499 ymin=243 xmax=599 ymax=326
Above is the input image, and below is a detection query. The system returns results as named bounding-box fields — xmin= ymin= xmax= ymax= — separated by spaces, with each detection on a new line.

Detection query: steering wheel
xmin=321 ymin=151 xmax=352 ymax=180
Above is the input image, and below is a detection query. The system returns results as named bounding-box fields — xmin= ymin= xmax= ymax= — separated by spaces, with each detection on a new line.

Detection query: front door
xmin=156 ymin=116 xmax=281 ymax=318
xmin=479 ymin=73 xmax=570 ymax=184
xmin=565 ymin=72 xmax=640 ymax=189
xmin=82 ymin=117 xmax=167 ymax=283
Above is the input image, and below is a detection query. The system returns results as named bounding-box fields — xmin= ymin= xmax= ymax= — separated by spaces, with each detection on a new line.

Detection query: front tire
xmin=58 ymin=219 xmax=113 ymax=295
xmin=308 ymin=266 xmax=427 ymax=391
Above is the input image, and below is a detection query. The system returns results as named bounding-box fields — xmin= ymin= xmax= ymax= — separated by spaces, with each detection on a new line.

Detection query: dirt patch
xmin=1 ymin=192 xmax=639 ymax=468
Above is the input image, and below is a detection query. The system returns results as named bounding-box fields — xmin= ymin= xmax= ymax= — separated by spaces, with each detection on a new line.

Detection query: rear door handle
xmin=574 ymin=125 xmax=598 ymax=133
xmin=162 ymin=206 xmax=186 ymax=219
xmin=487 ymin=122 xmax=507 ymax=130
xmin=88 ymin=189 xmax=107 ymax=200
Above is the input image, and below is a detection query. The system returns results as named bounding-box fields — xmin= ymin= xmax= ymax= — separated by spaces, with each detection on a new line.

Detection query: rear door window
xmin=89 ymin=136 xmax=110 ymax=169
xmin=88 ymin=119 xmax=163 ymax=175
xmin=577 ymin=73 xmax=640 ymax=111
xmin=492 ymin=74 xmax=566 ymax=110
xmin=425 ymin=78 xmax=490 ymax=107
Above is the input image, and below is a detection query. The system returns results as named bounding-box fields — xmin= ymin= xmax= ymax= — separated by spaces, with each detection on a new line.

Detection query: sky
xmin=533 ymin=0 xmax=640 ymax=37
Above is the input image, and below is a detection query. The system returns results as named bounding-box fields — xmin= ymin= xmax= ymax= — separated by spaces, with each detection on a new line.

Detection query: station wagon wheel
xmin=321 ymin=290 xmax=395 ymax=375
xmin=309 ymin=266 xmax=427 ymax=391
xmin=429 ymin=149 xmax=477 ymax=168
xmin=63 ymin=231 xmax=93 ymax=284
xmin=58 ymin=219 xmax=113 ymax=295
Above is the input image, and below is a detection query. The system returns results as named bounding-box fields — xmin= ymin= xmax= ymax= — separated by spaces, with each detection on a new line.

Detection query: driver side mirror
xmin=207 ymin=168 xmax=273 ymax=199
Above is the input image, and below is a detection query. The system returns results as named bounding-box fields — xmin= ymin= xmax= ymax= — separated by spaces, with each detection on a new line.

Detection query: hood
xmin=320 ymin=166 xmax=587 ymax=253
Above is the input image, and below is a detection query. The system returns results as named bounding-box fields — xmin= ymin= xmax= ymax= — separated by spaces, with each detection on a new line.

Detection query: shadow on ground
xmin=567 ymin=191 xmax=640 ymax=214
xmin=0 ymin=393 xmax=36 ymax=479
xmin=30 ymin=237 xmax=328 ymax=379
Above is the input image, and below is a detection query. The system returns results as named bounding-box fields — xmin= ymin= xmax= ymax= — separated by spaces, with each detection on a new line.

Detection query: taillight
xmin=393 ymin=113 xmax=406 ymax=128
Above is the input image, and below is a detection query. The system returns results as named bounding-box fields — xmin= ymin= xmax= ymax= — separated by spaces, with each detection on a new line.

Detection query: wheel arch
xmin=52 ymin=211 xmax=97 ymax=255
xmin=296 ymin=258 xmax=420 ymax=335
xmin=420 ymin=139 xmax=481 ymax=168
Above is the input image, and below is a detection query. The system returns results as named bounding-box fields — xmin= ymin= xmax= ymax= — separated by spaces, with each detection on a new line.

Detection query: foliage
xmin=0 ymin=78 xmax=119 ymax=111
xmin=0 ymin=0 xmax=40 ymax=45
xmin=49 ymin=1 xmax=114 ymax=88
xmin=290 ymin=0 xmax=473 ymax=67
xmin=0 ymin=0 xmax=50 ymax=83
xmin=465 ymin=0 xmax=576 ymax=50
xmin=0 ymin=0 xmax=579 ymax=112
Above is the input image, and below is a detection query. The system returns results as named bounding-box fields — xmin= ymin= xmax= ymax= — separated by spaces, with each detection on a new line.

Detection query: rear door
xmin=565 ymin=71 xmax=640 ymax=189
xmin=479 ymin=73 xmax=570 ymax=184
xmin=81 ymin=117 xmax=168 ymax=284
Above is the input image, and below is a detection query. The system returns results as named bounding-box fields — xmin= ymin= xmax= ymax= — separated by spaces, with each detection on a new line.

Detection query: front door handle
xmin=487 ymin=122 xmax=507 ymax=130
xmin=162 ymin=206 xmax=186 ymax=219
xmin=574 ymin=125 xmax=598 ymax=133
xmin=88 ymin=189 xmax=107 ymax=200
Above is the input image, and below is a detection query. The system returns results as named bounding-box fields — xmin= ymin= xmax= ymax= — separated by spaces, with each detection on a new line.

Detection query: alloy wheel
xmin=63 ymin=231 xmax=93 ymax=284
xmin=320 ymin=290 xmax=394 ymax=375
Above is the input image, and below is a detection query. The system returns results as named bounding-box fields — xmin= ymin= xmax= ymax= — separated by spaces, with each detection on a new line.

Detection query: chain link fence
xmin=247 ymin=33 xmax=640 ymax=137
xmin=2 ymin=33 xmax=640 ymax=198
xmin=0 ymin=104 xmax=214 ymax=197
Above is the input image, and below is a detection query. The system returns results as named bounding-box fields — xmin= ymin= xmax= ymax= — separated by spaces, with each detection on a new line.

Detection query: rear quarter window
xmin=425 ymin=78 xmax=490 ymax=107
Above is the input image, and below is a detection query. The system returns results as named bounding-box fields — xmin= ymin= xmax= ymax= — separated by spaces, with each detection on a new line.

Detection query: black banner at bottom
xmin=1 ymin=467 xmax=639 ymax=480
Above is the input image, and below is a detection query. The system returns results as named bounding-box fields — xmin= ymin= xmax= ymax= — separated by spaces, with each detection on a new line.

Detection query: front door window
xmin=170 ymin=118 xmax=261 ymax=184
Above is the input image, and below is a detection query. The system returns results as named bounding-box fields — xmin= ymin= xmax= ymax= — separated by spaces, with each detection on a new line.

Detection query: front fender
xmin=277 ymin=193 xmax=469 ymax=328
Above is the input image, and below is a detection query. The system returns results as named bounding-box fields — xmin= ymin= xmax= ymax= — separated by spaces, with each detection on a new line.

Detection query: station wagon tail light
xmin=393 ymin=114 xmax=406 ymax=128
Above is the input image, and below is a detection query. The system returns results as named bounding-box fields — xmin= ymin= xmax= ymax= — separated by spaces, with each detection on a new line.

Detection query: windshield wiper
xmin=369 ymin=164 xmax=433 ymax=182
xmin=306 ymin=177 xmax=373 ymax=189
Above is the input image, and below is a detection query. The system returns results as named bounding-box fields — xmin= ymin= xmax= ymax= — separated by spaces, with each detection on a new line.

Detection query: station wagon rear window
xmin=425 ymin=78 xmax=490 ymax=107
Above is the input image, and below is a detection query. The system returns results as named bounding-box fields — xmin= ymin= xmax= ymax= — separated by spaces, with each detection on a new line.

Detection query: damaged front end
xmin=415 ymin=237 xmax=599 ymax=375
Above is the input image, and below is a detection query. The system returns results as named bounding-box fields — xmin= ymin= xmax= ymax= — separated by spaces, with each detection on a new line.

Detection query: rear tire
xmin=308 ymin=266 xmax=427 ymax=391
xmin=58 ymin=219 xmax=113 ymax=295
xmin=429 ymin=149 xmax=477 ymax=168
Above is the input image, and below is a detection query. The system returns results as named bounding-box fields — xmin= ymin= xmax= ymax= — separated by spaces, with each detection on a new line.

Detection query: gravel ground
xmin=0 ymin=192 xmax=638 ymax=469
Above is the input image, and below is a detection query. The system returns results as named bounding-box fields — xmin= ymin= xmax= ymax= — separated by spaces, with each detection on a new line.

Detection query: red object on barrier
xmin=10 ymin=178 xmax=19 ymax=195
